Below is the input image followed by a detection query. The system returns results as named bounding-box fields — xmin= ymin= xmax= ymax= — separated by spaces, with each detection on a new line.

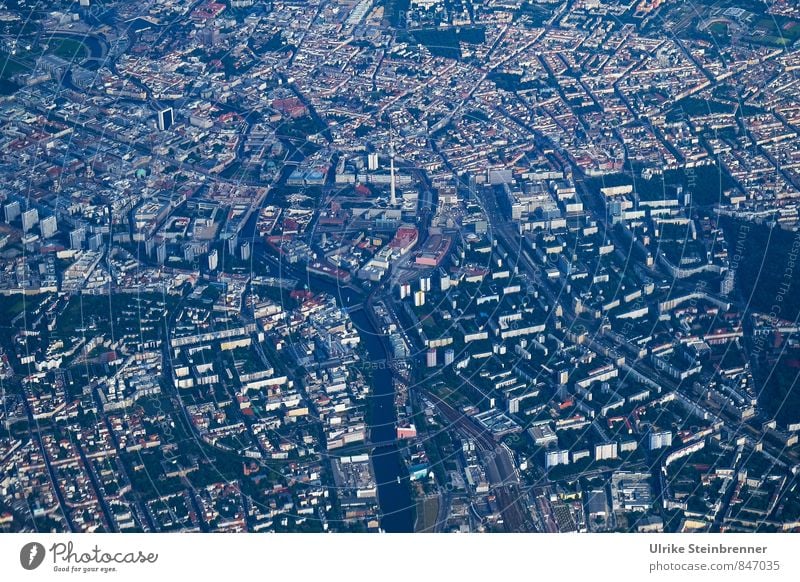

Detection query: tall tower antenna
xmin=389 ymin=121 xmax=397 ymax=206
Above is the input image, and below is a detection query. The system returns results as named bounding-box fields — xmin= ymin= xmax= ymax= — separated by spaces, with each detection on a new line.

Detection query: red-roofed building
xmin=388 ymin=225 xmax=418 ymax=256
xmin=191 ymin=2 xmax=226 ymax=21
xmin=272 ymin=97 xmax=307 ymax=119
xmin=414 ymin=234 xmax=451 ymax=267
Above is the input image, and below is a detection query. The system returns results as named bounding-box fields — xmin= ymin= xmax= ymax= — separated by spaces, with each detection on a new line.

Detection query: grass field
xmin=45 ymin=37 xmax=88 ymax=60
xmin=414 ymin=495 xmax=440 ymax=532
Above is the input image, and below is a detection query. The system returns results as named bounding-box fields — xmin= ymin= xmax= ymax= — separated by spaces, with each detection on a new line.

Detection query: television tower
xmin=389 ymin=134 xmax=397 ymax=206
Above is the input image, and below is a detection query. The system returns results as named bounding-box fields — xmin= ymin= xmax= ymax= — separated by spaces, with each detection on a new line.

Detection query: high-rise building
xmin=545 ymin=450 xmax=570 ymax=469
xmin=21 ymin=208 xmax=39 ymax=233
xmin=208 ymin=249 xmax=219 ymax=271
xmin=444 ymin=348 xmax=455 ymax=366
xmin=201 ymin=27 xmax=221 ymax=47
xmin=40 ymin=215 xmax=57 ymax=239
xmin=239 ymin=240 xmax=251 ymax=261
xmin=156 ymin=242 xmax=167 ymax=264
xmin=367 ymin=152 xmax=379 ymax=171
xmin=426 ymin=349 xmax=437 ymax=368
xmin=4 ymin=201 xmax=20 ymax=223
xmin=648 ymin=430 xmax=672 ymax=451
xmin=440 ymin=269 xmax=451 ymax=291
xmin=594 ymin=442 xmax=619 ymax=461
xmin=413 ymin=290 xmax=425 ymax=307
xmin=157 ymin=107 xmax=174 ymax=131
xmin=399 ymin=282 xmax=410 ymax=300
xmin=88 ymin=233 xmax=104 ymax=251
xmin=70 ymin=228 xmax=85 ymax=250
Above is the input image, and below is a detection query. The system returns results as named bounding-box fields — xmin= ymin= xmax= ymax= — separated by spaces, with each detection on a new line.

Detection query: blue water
xmin=304 ymin=278 xmax=414 ymax=532
xmin=347 ymin=307 xmax=414 ymax=533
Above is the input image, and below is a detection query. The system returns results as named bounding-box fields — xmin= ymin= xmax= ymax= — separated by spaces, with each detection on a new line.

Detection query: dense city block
xmin=2 ymin=0 xmax=800 ymax=533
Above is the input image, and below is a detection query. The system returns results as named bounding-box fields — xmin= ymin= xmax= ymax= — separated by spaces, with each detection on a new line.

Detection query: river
xmin=347 ymin=306 xmax=415 ymax=533
xmin=305 ymin=278 xmax=415 ymax=532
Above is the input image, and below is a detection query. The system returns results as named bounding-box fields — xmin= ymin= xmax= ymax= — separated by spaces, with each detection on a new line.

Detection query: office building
xmin=367 ymin=152 xmax=379 ymax=171
xmin=157 ymin=107 xmax=174 ymax=131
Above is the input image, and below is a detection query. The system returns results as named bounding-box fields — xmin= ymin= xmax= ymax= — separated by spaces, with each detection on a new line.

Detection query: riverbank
xmin=305 ymin=277 xmax=415 ymax=532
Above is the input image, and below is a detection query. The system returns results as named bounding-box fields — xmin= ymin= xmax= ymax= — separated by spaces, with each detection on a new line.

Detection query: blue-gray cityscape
xmin=2 ymin=0 xmax=800 ymax=534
